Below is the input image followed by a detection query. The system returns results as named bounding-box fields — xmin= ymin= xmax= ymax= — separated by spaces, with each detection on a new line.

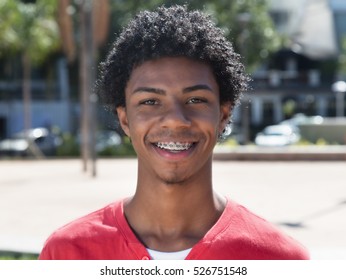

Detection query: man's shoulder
xmin=39 ymin=200 xmax=125 ymax=259
xmin=212 ymin=200 xmax=310 ymax=259
xmin=51 ymin=200 xmax=123 ymax=238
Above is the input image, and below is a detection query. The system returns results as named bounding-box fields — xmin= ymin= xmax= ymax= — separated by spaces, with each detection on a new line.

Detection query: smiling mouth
xmin=155 ymin=142 xmax=195 ymax=152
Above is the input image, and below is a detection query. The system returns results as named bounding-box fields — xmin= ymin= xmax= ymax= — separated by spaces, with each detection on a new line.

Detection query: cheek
xmin=126 ymin=111 xmax=156 ymax=141
xmin=189 ymin=110 xmax=221 ymax=137
xmin=196 ymin=107 xmax=222 ymax=123
xmin=129 ymin=112 xmax=159 ymax=133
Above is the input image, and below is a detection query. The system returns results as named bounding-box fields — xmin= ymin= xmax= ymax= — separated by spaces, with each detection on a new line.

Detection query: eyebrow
xmin=183 ymin=84 xmax=213 ymax=93
xmin=132 ymin=87 xmax=165 ymax=95
xmin=132 ymin=84 xmax=213 ymax=95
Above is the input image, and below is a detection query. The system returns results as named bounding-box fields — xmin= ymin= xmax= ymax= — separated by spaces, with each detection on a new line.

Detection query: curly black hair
xmin=97 ymin=5 xmax=249 ymax=135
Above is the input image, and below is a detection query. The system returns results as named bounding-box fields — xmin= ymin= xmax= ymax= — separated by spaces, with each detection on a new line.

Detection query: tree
xmin=0 ymin=0 xmax=59 ymax=156
xmin=338 ymin=36 xmax=346 ymax=80
xmin=200 ymin=0 xmax=280 ymax=72
xmin=57 ymin=0 xmax=111 ymax=175
xmin=102 ymin=0 xmax=280 ymax=73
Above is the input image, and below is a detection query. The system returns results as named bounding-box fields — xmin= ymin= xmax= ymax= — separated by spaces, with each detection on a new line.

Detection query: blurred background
xmin=0 ymin=0 xmax=346 ymax=259
xmin=1 ymin=0 xmax=346 ymax=163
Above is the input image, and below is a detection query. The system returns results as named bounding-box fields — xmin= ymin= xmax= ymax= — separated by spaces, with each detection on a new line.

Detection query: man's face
xmin=117 ymin=57 xmax=231 ymax=185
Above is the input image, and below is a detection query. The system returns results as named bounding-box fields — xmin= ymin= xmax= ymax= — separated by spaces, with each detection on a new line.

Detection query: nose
xmin=160 ymin=101 xmax=191 ymax=129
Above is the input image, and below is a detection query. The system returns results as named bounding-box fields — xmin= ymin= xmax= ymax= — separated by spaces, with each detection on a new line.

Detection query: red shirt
xmin=39 ymin=198 xmax=309 ymax=260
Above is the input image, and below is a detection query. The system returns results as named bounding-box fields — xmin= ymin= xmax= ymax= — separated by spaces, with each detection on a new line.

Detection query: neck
xmin=131 ymin=156 xmax=215 ymax=220
xmin=124 ymin=162 xmax=226 ymax=251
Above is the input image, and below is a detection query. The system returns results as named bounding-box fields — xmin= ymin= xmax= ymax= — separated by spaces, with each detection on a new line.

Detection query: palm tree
xmin=0 ymin=0 xmax=59 ymax=157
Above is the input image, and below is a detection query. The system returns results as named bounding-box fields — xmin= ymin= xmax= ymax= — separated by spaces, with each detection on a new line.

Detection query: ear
xmin=116 ymin=106 xmax=130 ymax=137
xmin=219 ymin=102 xmax=232 ymax=134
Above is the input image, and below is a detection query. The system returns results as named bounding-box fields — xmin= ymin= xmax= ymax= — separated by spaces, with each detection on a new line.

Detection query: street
xmin=0 ymin=158 xmax=345 ymax=259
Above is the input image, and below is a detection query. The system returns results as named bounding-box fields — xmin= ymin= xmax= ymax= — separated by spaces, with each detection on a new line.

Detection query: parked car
xmin=0 ymin=127 xmax=62 ymax=157
xmin=280 ymin=113 xmax=323 ymax=127
xmin=255 ymin=124 xmax=300 ymax=147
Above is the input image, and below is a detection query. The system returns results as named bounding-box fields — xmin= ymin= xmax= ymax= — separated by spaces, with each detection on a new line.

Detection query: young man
xmin=39 ymin=5 xmax=309 ymax=260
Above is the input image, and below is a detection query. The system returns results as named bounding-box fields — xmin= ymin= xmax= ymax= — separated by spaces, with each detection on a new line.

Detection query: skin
xmin=116 ymin=56 xmax=232 ymax=252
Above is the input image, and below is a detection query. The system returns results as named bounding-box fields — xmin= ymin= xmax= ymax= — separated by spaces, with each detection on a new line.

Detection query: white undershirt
xmin=147 ymin=248 xmax=192 ymax=260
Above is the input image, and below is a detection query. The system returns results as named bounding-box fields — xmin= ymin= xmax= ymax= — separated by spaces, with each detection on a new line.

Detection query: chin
xmin=163 ymin=178 xmax=186 ymax=185
xmin=157 ymin=172 xmax=190 ymax=186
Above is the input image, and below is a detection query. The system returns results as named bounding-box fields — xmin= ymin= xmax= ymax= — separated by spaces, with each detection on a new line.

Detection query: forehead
xmin=126 ymin=57 xmax=218 ymax=91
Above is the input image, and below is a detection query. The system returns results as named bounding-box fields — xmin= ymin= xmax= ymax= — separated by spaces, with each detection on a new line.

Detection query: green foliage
xmin=56 ymin=132 xmax=80 ymax=157
xmin=98 ymin=137 xmax=137 ymax=157
xmin=0 ymin=0 xmax=18 ymax=56
xmin=102 ymin=0 xmax=280 ymax=72
xmin=0 ymin=0 xmax=59 ymax=63
xmin=0 ymin=251 xmax=38 ymax=260
xmin=295 ymin=138 xmax=333 ymax=146
xmin=218 ymin=137 xmax=239 ymax=147
xmin=56 ymin=133 xmax=137 ymax=158
xmin=315 ymin=138 xmax=328 ymax=146
xmin=1 ymin=0 xmax=278 ymax=72
xmin=283 ymin=99 xmax=297 ymax=118
xmin=201 ymin=0 xmax=280 ymax=71
xmin=0 ymin=0 xmax=278 ymax=72
xmin=337 ymin=35 xmax=346 ymax=78
xmin=295 ymin=138 xmax=313 ymax=146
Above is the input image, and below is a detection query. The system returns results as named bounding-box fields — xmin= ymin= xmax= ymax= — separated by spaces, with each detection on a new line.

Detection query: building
xmin=0 ymin=56 xmax=75 ymax=139
xmin=1 ymin=0 xmax=346 ymax=140
xmin=232 ymin=0 xmax=346 ymax=138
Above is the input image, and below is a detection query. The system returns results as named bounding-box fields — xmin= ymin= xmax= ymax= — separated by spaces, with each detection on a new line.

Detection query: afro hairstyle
xmin=97 ymin=5 xmax=249 ymax=136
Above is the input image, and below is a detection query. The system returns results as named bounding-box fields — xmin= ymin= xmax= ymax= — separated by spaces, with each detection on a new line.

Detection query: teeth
xmin=156 ymin=142 xmax=193 ymax=151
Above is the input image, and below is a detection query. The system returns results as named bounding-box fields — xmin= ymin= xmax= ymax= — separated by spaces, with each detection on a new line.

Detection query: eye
xmin=187 ymin=97 xmax=207 ymax=104
xmin=140 ymin=99 xmax=159 ymax=105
